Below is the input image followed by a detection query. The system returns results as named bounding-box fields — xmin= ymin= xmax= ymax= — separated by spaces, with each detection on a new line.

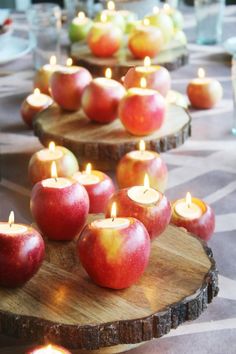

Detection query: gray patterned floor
xmin=0 ymin=6 xmax=236 ymax=354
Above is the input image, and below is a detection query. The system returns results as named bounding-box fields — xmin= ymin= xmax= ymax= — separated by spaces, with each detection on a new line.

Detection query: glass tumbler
xmin=194 ymin=0 xmax=225 ymax=45
xmin=232 ymin=54 xmax=236 ymax=136
xmin=27 ymin=3 xmax=61 ymax=69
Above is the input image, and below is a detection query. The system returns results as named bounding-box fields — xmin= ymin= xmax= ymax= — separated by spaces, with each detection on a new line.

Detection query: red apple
xmin=116 ymin=150 xmax=168 ymax=193
xmin=187 ymin=79 xmax=223 ymax=109
xmin=26 ymin=344 xmax=71 ymax=354
xmin=106 ymin=188 xmax=171 ymax=240
xmin=171 ymin=198 xmax=215 ymax=241
xmin=50 ymin=66 xmax=92 ymax=111
xmin=77 ymin=217 xmax=150 ymax=289
xmin=128 ymin=24 xmax=164 ymax=59
xmin=28 ymin=144 xmax=79 ymax=185
xmin=118 ymin=87 xmax=166 ymax=136
xmin=0 ymin=225 xmax=45 ymax=288
xmin=124 ymin=65 xmax=171 ymax=97
xmin=87 ymin=22 xmax=122 ymax=58
xmin=81 ymin=77 xmax=126 ymax=123
xmin=31 ymin=178 xmax=89 ymax=241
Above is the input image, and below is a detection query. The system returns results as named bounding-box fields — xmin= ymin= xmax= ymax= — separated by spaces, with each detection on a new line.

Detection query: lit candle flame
xmin=144 ymin=174 xmax=150 ymax=189
xmin=140 ymin=77 xmax=147 ymax=89
xmin=110 ymin=202 xmax=117 ymax=219
xmin=78 ymin=11 xmax=85 ymax=20
xmin=101 ymin=12 xmax=107 ymax=23
xmin=143 ymin=18 xmax=150 ymax=26
xmin=198 ymin=68 xmax=205 ymax=79
xmin=144 ymin=56 xmax=151 ymax=67
xmin=51 ymin=161 xmax=58 ymax=180
xmin=107 ymin=0 xmax=115 ymax=11
xmin=186 ymin=192 xmax=192 ymax=208
xmin=105 ymin=67 xmax=112 ymax=79
xmin=139 ymin=140 xmax=145 ymax=152
xmin=85 ymin=163 xmax=92 ymax=174
xmin=121 ymin=76 xmax=125 ymax=82
xmin=153 ymin=6 xmax=159 ymax=14
xmin=66 ymin=57 xmax=73 ymax=67
xmin=34 ymin=88 xmax=41 ymax=96
xmin=49 ymin=141 xmax=55 ymax=152
xmin=50 ymin=55 xmax=57 ymax=66
xmin=8 ymin=211 xmax=14 ymax=227
xmin=163 ymin=4 xmax=171 ymax=12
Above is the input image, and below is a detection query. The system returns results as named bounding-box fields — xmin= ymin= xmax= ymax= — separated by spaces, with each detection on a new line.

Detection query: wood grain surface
xmin=33 ymin=104 xmax=191 ymax=170
xmin=0 ymin=218 xmax=218 ymax=352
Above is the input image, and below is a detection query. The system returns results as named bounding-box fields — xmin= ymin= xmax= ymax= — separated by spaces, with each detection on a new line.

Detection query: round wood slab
xmin=34 ymin=103 xmax=191 ymax=170
xmin=0 ymin=220 xmax=218 ymax=352
xmin=70 ymin=39 xmax=189 ymax=78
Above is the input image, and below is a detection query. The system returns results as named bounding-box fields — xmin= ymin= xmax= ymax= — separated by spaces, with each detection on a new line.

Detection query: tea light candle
xmin=171 ymin=192 xmax=215 ymax=241
xmin=96 ymin=1 xmax=126 ymax=31
xmin=73 ymin=163 xmax=115 ymax=213
xmin=21 ymin=88 xmax=53 ymax=128
xmin=28 ymin=141 xmax=79 ymax=185
xmin=116 ymin=140 xmax=168 ymax=192
xmin=106 ymin=174 xmax=171 ymax=240
xmin=26 ymin=344 xmax=71 ymax=354
xmin=69 ymin=11 xmax=93 ymax=43
xmin=34 ymin=56 xmax=62 ymax=95
xmin=77 ymin=202 xmax=150 ymax=289
xmin=187 ymin=68 xmax=223 ymax=109
xmin=0 ymin=211 xmax=45 ymax=288
xmin=31 ymin=162 xmax=89 ymax=241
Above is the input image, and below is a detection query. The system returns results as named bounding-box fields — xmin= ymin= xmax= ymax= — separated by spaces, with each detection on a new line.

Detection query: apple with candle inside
xmin=26 ymin=343 xmax=71 ymax=354
xmin=171 ymin=192 xmax=215 ymax=241
xmin=73 ymin=163 xmax=115 ymax=213
xmin=123 ymin=56 xmax=171 ymax=97
xmin=31 ymin=162 xmax=89 ymax=241
xmin=0 ymin=211 xmax=45 ymax=288
xmin=144 ymin=7 xmax=174 ymax=44
xmin=119 ymin=77 xmax=166 ymax=136
xmin=21 ymin=88 xmax=53 ymax=128
xmin=116 ymin=140 xmax=168 ymax=193
xmin=106 ymin=175 xmax=171 ymax=240
xmin=81 ymin=68 xmax=126 ymax=123
xmin=69 ymin=11 xmax=93 ymax=43
xmin=28 ymin=141 xmax=79 ymax=185
xmin=95 ymin=1 xmax=126 ymax=31
xmin=50 ymin=59 xmax=92 ymax=111
xmin=77 ymin=202 xmax=150 ymax=289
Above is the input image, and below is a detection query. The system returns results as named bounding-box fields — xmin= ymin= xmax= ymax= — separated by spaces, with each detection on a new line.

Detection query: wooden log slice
xmin=70 ymin=40 xmax=189 ymax=78
xmin=33 ymin=103 xmax=191 ymax=171
xmin=0 ymin=220 xmax=218 ymax=352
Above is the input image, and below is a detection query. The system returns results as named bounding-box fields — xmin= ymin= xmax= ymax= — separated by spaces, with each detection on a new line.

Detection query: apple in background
xmin=106 ymin=188 xmax=171 ymax=240
xmin=87 ymin=22 xmax=122 ymax=57
xmin=128 ymin=24 xmax=164 ymax=59
xmin=0 ymin=225 xmax=45 ymax=288
xmin=145 ymin=12 xmax=174 ymax=44
xmin=31 ymin=180 xmax=89 ymax=241
xmin=69 ymin=16 xmax=93 ymax=43
xmin=169 ymin=10 xmax=184 ymax=30
xmin=81 ymin=77 xmax=126 ymax=123
xmin=28 ymin=145 xmax=79 ymax=185
xmin=77 ymin=217 xmax=150 ymax=289
xmin=173 ymin=30 xmax=187 ymax=45
xmin=117 ymin=10 xmax=138 ymax=33
xmin=118 ymin=87 xmax=166 ymax=136
xmin=94 ymin=11 xmax=126 ymax=31
xmin=124 ymin=65 xmax=171 ymax=97
xmin=187 ymin=79 xmax=223 ymax=109
xmin=50 ymin=66 xmax=92 ymax=111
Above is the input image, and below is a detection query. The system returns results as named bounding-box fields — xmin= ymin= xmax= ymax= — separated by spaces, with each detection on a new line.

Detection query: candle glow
xmin=153 ymin=6 xmax=159 ymax=14
xmin=77 ymin=11 xmax=85 ymax=20
xmin=49 ymin=141 xmax=56 ymax=152
xmin=51 ymin=161 xmax=58 ymax=179
xmin=66 ymin=58 xmax=73 ymax=67
xmin=140 ymin=77 xmax=147 ymax=89
xmin=101 ymin=13 xmax=107 ymax=23
xmin=198 ymin=68 xmax=205 ymax=79
xmin=105 ymin=67 xmax=112 ymax=79
xmin=139 ymin=139 xmax=146 ymax=152
xmin=144 ymin=174 xmax=150 ymax=189
xmin=8 ymin=211 xmax=14 ymax=227
xmin=110 ymin=202 xmax=117 ymax=219
xmin=143 ymin=18 xmax=150 ymax=26
xmin=34 ymin=88 xmax=41 ymax=96
xmin=85 ymin=163 xmax=92 ymax=174
xmin=107 ymin=0 xmax=115 ymax=11
xmin=144 ymin=56 xmax=151 ymax=67
xmin=50 ymin=55 xmax=57 ymax=66
xmin=163 ymin=4 xmax=171 ymax=12
xmin=186 ymin=192 xmax=192 ymax=208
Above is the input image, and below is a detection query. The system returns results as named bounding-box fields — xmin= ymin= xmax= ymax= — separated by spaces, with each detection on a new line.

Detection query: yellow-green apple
xmin=69 ymin=12 xmax=93 ymax=43
xmin=33 ymin=56 xmax=62 ymax=95
xmin=145 ymin=11 xmax=174 ymax=44
xmin=95 ymin=10 xmax=126 ymax=31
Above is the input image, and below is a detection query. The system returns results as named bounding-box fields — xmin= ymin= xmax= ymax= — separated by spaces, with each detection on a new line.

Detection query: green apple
xmin=69 ymin=16 xmax=93 ymax=43
xmin=173 ymin=30 xmax=187 ymax=45
xmin=116 ymin=10 xmax=138 ymax=33
xmin=169 ymin=10 xmax=184 ymax=30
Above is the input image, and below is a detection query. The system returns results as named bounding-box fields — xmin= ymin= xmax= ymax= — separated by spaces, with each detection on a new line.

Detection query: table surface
xmin=1 ymin=5 xmax=236 ymax=354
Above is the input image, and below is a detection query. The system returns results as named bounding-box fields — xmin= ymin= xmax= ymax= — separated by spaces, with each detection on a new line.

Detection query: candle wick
xmin=55 ymin=177 xmax=57 ymax=182
xmin=144 ymin=189 xmax=149 ymax=194
xmin=112 ymin=217 xmax=115 ymax=222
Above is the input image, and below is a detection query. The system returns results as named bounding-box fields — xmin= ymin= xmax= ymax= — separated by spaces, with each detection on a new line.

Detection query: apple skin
xmin=128 ymin=25 xmax=164 ymax=59
xmin=50 ymin=67 xmax=92 ymax=111
xmin=34 ymin=68 xmax=55 ymax=95
xmin=28 ymin=146 xmax=79 ymax=185
xmin=118 ymin=89 xmax=166 ymax=136
xmin=124 ymin=65 xmax=171 ymax=97
xmin=116 ymin=151 xmax=168 ymax=193
xmin=26 ymin=344 xmax=71 ymax=354
xmin=69 ymin=18 xmax=93 ymax=43
xmin=77 ymin=217 xmax=150 ymax=289
xmin=0 ymin=225 xmax=45 ymax=288
xmin=20 ymin=96 xmax=52 ymax=128
xmin=87 ymin=23 xmax=122 ymax=58
xmin=81 ymin=79 xmax=126 ymax=123
xmin=73 ymin=170 xmax=115 ymax=213
xmin=145 ymin=12 xmax=174 ymax=44
xmin=31 ymin=180 xmax=89 ymax=241
xmin=169 ymin=10 xmax=184 ymax=30
xmin=171 ymin=199 xmax=215 ymax=241
xmin=173 ymin=30 xmax=187 ymax=46
xmin=106 ymin=189 xmax=171 ymax=240
xmin=187 ymin=80 xmax=223 ymax=109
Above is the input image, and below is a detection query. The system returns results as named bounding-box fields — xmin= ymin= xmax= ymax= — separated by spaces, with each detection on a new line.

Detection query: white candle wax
xmin=37 ymin=148 xmax=63 ymax=161
xmin=59 ymin=67 xmax=81 ymax=74
xmin=128 ymin=150 xmax=155 ymax=161
xmin=26 ymin=93 xmax=53 ymax=108
xmin=73 ymin=172 xmax=100 ymax=185
xmin=0 ymin=223 xmax=27 ymax=235
xmin=92 ymin=218 xmax=130 ymax=229
xmin=174 ymin=199 xmax=202 ymax=219
xmin=42 ymin=64 xmax=62 ymax=73
xmin=128 ymin=186 xmax=160 ymax=205
xmin=94 ymin=77 xmax=119 ymax=88
xmin=72 ymin=17 xmax=89 ymax=25
xmin=127 ymin=87 xmax=157 ymax=96
xmin=135 ymin=66 xmax=158 ymax=74
xmin=42 ymin=178 xmax=72 ymax=189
